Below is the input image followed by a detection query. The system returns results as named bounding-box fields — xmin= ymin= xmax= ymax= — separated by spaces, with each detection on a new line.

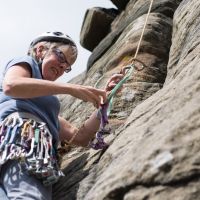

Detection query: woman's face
xmin=41 ymin=45 xmax=76 ymax=81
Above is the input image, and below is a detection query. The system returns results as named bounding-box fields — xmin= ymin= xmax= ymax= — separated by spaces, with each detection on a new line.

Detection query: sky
xmin=0 ymin=0 xmax=115 ymax=82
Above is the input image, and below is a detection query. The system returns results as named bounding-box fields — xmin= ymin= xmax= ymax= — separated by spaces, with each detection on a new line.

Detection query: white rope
xmin=134 ymin=0 xmax=154 ymax=59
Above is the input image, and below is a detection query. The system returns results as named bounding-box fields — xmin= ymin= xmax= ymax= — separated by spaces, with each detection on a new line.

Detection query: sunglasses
xmin=52 ymin=48 xmax=71 ymax=73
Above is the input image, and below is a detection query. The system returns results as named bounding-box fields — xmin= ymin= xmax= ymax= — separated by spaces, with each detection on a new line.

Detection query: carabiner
xmin=131 ymin=58 xmax=146 ymax=71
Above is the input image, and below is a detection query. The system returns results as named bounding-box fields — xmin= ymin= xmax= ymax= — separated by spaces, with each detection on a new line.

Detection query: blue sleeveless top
xmin=0 ymin=55 xmax=60 ymax=144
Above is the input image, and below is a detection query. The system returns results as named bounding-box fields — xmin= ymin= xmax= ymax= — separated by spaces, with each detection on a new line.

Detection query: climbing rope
xmin=134 ymin=0 xmax=154 ymax=59
xmin=90 ymin=0 xmax=154 ymax=150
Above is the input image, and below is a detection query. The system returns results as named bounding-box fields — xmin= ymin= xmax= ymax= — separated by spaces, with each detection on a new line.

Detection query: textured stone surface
xmin=59 ymin=12 xmax=172 ymax=130
xmin=80 ymin=7 xmax=118 ymax=51
xmin=53 ymin=0 xmax=200 ymax=199
xmin=87 ymin=0 xmax=181 ymax=70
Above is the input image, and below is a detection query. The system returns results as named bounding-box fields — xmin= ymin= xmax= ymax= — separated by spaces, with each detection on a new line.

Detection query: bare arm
xmin=58 ymin=111 xmax=100 ymax=147
xmin=58 ymin=73 xmax=125 ymax=147
xmin=3 ymin=64 xmax=106 ymax=107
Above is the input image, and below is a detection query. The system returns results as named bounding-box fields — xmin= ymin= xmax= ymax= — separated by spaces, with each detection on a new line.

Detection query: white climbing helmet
xmin=30 ymin=31 xmax=77 ymax=48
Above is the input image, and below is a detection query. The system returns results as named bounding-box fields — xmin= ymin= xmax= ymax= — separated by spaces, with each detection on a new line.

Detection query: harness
xmin=0 ymin=112 xmax=64 ymax=186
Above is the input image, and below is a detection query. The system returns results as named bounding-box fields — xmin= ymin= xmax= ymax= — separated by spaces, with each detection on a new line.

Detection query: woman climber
xmin=0 ymin=31 xmax=124 ymax=200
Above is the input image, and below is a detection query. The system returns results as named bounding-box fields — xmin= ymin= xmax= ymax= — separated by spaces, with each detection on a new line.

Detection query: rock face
xmin=53 ymin=0 xmax=200 ymax=199
xmin=87 ymin=0 xmax=180 ymax=71
xmin=80 ymin=7 xmax=118 ymax=51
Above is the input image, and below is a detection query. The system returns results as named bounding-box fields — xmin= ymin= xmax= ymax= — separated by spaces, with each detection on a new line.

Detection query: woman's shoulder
xmin=6 ymin=55 xmax=37 ymax=68
xmin=4 ymin=55 xmax=41 ymax=78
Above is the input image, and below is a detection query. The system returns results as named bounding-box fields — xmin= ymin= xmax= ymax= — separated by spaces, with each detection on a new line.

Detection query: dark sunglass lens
xmin=54 ymin=49 xmax=65 ymax=63
xmin=58 ymin=52 xmax=66 ymax=63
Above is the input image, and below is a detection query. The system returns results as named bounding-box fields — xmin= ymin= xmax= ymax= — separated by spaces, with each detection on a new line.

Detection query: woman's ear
xmin=35 ymin=44 xmax=46 ymax=60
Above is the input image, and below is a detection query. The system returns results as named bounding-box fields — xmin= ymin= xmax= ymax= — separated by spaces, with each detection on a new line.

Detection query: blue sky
xmin=0 ymin=0 xmax=115 ymax=82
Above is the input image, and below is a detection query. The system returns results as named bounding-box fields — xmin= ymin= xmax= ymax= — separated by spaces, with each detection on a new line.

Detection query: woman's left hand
xmin=105 ymin=73 xmax=124 ymax=94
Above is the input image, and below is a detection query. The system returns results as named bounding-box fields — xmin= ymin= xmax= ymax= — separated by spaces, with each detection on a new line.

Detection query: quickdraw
xmin=0 ymin=112 xmax=64 ymax=186
xmin=90 ymin=59 xmax=146 ymax=150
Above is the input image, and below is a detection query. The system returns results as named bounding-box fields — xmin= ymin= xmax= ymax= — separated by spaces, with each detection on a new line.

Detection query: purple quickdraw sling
xmin=89 ymin=103 xmax=110 ymax=150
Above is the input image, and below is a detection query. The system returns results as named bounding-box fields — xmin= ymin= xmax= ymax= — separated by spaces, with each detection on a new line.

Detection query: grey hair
xmin=27 ymin=41 xmax=78 ymax=63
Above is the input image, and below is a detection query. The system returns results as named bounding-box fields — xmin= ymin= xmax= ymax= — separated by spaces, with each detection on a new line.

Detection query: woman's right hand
xmin=69 ymin=84 xmax=107 ymax=108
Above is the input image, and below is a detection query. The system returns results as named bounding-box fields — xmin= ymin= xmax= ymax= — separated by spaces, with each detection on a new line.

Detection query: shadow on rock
xmin=52 ymin=152 xmax=90 ymax=200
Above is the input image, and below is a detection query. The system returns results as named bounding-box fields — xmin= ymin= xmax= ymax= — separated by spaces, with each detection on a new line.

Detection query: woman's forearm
xmin=3 ymin=77 xmax=73 ymax=98
xmin=3 ymin=77 xmax=106 ymax=108
xmin=78 ymin=110 xmax=101 ymax=145
xmin=60 ymin=110 xmax=101 ymax=147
